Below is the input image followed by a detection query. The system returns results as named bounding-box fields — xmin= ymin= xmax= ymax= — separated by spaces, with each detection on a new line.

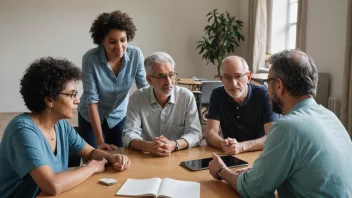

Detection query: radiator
xmin=328 ymin=97 xmax=341 ymax=118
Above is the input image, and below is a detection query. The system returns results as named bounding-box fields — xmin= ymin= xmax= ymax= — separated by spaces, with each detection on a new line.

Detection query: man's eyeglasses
xmin=220 ymin=72 xmax=248 ymax=82
xmin=149 ymin=72 xmax=178 ymax=82
xmin=262 ymin=78 xmax=276 ymax=88
xmin=59 ymin=91 xmax=78 ymax=99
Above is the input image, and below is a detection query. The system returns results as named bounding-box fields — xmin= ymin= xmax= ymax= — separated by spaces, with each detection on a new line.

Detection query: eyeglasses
xmin=59 ymin=91 xmax=78 ymax=99
xmin=149 ymin=72 xmax=178 ymax=82
xmin=262 ymin=78 xmax=276 ymax=88
xmin=220 ymin=73 xmax=248 ymax=82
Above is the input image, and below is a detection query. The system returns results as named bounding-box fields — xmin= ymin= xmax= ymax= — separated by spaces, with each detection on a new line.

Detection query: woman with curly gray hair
xmin=0 ymin=57 xmax=130 ymax=198
xmin=78 ymin=10 xmax=148 ymax=150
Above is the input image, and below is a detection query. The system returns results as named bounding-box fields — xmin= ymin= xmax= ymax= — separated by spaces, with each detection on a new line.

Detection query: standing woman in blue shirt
xmin=78 ymin=10 xmax=148 ymax=150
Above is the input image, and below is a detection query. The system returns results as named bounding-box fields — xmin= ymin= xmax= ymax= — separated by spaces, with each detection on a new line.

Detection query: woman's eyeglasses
xmin=59 ymin=91 xmax=78 ymax=99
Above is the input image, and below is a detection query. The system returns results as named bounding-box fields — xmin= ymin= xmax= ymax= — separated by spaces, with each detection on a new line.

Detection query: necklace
xmin=37 ymin=115 xmax=55 ymax=141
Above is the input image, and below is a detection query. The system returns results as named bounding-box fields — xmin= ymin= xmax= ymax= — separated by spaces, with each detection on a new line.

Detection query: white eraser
xmin=99 ymin=178 xmax=117 ymax=185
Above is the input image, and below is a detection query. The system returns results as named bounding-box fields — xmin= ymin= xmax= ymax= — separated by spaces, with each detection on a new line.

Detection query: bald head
xmin=221 ymin=56 xmax=249 ymax=75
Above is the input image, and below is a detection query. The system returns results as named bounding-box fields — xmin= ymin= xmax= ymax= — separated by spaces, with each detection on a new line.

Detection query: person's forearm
xmin=88 ymin=103 xmax=104 ymax=145
xmin=175 ymin=138 xmax=189 ymax=150
xmin=220 ymin=168 xmax=240 ymax=192
xmin=86 ymin=148 xmax=110 ymax=162
xmin=41 ymin=165 xmax=96 ymax=195
xmin=205 ymin=131 xmax=224 ymax=150
xmin=242 ymin=136 xmax=266 ymax=152
xmin=129 ymin=139 xmax=151 ymax=152
xmin=179 ymin=131 xmax=202 ymax=148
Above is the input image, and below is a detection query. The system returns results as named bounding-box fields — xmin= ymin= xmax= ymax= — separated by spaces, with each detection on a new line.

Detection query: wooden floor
xmin=0 ymin=112 xmax=78 ymax=140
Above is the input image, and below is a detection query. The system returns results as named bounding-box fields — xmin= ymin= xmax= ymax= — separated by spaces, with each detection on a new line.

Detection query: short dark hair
xmin=270 ymin=49 xmax=318 ymax=97
xmin=90 ymin=10 xmax=136 ymax=45
xmin=20 ymin=57 xmax=81 ymax=113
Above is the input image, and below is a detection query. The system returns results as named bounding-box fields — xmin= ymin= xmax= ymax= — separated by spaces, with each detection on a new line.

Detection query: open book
xmin=116 ymin=178 xmax=200 ymax=198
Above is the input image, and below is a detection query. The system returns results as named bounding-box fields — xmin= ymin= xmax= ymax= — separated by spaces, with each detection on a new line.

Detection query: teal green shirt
xmin=0 ymin=114 xmax=86 ymax=198
xmin=237 ymin=98 xmax=352 ymax=197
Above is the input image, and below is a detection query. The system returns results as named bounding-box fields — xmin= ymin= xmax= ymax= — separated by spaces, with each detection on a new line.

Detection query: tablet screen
xmin=180 ymin=155 xmax=248 ymax=171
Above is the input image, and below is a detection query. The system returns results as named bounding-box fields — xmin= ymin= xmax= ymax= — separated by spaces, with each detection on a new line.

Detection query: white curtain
xmin=296 ymin=0 xmax=308 ymax=52
xmin=248 ymin=0 xmax=271 ymax=74
xmin=341 ymin=0 xmax=352 ymax=139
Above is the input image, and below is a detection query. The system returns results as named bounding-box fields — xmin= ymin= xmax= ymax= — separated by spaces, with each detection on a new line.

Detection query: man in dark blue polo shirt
xmin=205 ymin=56 xmax=279 ymax=154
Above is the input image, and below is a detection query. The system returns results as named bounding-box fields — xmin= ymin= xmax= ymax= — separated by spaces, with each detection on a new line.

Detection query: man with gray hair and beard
xmin=209 ymin=49 xmax=352 ymax=197
xmin=122 ymin=52 xmax=202 ymax=157
xmin=206 ymin=56 xmax=279 ymax=154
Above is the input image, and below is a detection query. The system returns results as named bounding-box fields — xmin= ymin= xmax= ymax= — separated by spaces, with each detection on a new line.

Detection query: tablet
xmin=180 ymin=155 xmax=248 ymax=171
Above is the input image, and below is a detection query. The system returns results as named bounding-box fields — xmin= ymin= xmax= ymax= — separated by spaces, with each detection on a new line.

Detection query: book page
xmin=157 ymin=178 xmax=200 ymax=198
xmin=116 ymin=178 xmax=162 ymax=197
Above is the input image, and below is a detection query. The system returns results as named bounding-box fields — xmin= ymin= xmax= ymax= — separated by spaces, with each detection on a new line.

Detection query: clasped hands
xmin=149 ymin=135 xmax=176 ymax=157
xmin=220 ymin=137 xmax=246 ymax=155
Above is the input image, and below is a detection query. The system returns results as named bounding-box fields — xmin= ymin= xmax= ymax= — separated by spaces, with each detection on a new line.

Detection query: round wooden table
xmin=38 ymin=141 xmax=261 ymax=198
xmin=177 ymin=78 xmax=203 ymax=91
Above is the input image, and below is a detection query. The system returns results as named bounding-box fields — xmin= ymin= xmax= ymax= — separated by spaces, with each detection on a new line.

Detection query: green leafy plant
xmin=197 ymin=9 xmax=245 ymax=77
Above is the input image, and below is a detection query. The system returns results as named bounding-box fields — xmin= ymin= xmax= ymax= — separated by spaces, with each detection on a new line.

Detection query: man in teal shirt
xmin=209 ymin=49 xmax=352 ymax=197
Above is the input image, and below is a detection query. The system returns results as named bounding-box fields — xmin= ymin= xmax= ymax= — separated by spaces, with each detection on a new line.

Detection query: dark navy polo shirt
xmin=208 ymin=83 xmax=279 ymax=142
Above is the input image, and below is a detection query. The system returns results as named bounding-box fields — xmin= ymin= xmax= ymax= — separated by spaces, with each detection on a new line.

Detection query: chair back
xmin=200 ymin=81 xmax=223 ymax=105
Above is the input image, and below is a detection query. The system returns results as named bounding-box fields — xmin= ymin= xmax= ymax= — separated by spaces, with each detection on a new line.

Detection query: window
xmin=270 ymin=0 xmax=298 ymax=54
xmin=287 ymin=0 xmax=298 ymax=50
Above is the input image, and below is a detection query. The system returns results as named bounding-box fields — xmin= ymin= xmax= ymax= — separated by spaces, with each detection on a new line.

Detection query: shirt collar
xmin=288 ymin=97 xmax=317 ymax=114
xmin=98 ymin=46 xmax=130 ymax=63
xmin=149 ymin=86 xmax=176 ymax=105
xmin=241 ymin=83 xmax=253 ymax=106
xmin=169 ymin=88 xmax=176 ymax=104
xmin=98 ymin=46 xmax=108 ymax=63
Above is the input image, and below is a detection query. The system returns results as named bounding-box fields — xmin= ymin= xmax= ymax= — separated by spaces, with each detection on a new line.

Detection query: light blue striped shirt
xmin=237 ymin=98 xmax=352 ymax=197
xmin=78 ymin=45 xmax=148 ymax=128
xmin=122 ymin=86 xmax=202 ymax=148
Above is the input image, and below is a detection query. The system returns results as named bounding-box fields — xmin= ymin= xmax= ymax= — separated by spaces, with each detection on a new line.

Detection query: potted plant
xmin=197 ymin=9 xmax=245 ymax=77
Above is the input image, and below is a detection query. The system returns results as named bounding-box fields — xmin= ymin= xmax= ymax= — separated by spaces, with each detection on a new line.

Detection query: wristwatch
xmin=216 ymin=167 xmax=224 ymax=180
xmin=174 ymin=140 xmax=180 ymax=151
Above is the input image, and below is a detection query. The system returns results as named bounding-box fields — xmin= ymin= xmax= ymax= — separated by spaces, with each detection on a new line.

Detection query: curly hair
xmin=20 ymin=57 xmax=81 ymax=113
xmin=270 ymin=49 xmax=318 ymax=97
xmin=90 ymin=10 xmax=136 ymax=45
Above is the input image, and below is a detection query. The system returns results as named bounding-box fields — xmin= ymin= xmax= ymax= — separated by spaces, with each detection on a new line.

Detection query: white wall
xmin=306 ymin=0 xmax=348 ymax=97
xmin=0 ymin=0 xmax=244 ymax=112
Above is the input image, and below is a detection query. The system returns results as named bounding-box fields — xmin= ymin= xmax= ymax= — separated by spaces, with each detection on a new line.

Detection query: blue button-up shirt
xmin=78 ymin=45 xmax=148 ymax=128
